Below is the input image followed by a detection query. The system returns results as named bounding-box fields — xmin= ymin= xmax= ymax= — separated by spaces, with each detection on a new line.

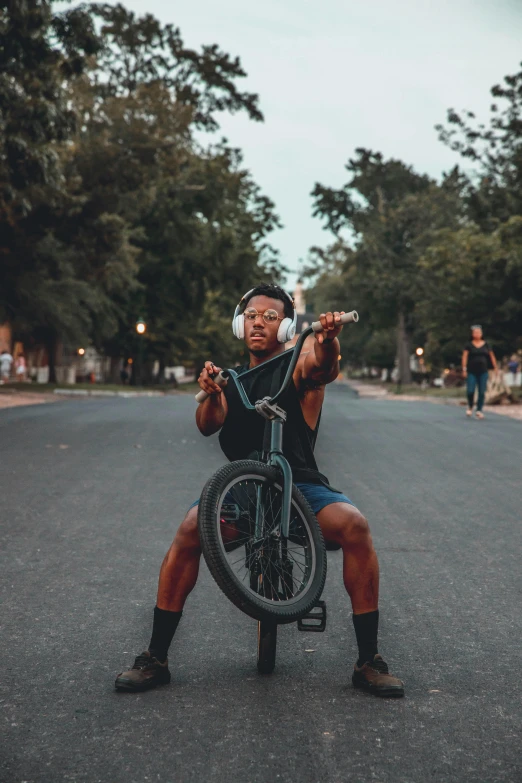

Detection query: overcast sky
xmin=105 ymin=0 xmax=521 ymax=289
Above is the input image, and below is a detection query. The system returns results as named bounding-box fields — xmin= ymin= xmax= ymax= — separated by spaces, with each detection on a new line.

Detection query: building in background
xmin=286 ymin=281 xmax=317 ymax=349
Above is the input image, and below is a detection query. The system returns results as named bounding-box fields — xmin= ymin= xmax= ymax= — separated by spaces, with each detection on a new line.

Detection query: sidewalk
xmin=342 ymin=379 xmax=522 ymax=420
xmin=0 ymin=386 xmax=167 ymax=409
xmin=0 ymin=390 xmax=58 ymax=409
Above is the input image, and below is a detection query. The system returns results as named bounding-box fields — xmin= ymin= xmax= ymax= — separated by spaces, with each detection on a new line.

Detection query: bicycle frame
xmin=221 ymin=324 xmax=315 ymax=540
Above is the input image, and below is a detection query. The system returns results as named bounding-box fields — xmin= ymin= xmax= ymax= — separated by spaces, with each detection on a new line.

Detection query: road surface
xmin=1 ymin=386 xmax=521 ymax=783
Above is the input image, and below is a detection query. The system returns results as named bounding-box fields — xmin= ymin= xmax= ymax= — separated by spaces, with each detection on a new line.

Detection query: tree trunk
xmin=156 ymin=357 xmax=166 ymax=385
xmin=397 ymin=312 xmax=412 ymax=385
xmin=47 ymin=332 xmax=57 ymax=384
xmin=109 ymin=356 xmax=120 ymax=384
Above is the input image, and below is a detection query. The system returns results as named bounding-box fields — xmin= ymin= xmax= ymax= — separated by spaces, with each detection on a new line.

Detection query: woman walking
xmin=462 ymin=325 xmax=497 ymax=419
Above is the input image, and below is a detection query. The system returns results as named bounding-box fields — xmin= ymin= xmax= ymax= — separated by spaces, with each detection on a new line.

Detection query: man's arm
xmin=196 ymin=394 xmax=228 ymax=436
xmin=299 ymin=312 xmax=343 ymax=386
xmin=195 ymin=361 xmax=228 ymax=436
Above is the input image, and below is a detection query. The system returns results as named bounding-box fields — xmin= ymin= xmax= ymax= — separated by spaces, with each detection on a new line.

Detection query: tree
xmin=417 ymin=217 xmax=522 ymax=364
xmin=436 ymin=62 xmax=522 ymax=229
xmin=90 ymin=2 xmax=263 ymax=130
xmin=423 ymin=63 xmax=522 ymax=363
xmin=69 ymin=4 xmax=283 ymax=371
xmin=0 ymin=1 xmax=112 ymax=378
xmin=1 ymin=1 xmax=283 ymax=380
xmin=311 ymin=149 xmax=463 ymax=382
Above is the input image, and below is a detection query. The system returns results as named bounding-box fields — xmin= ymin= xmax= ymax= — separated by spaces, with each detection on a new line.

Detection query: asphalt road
xmin=1 ymin=386 xmax=521 ymax=783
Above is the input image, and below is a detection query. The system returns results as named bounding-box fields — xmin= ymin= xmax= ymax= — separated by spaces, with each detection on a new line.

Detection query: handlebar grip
xmin=195 ymin=370 xmax=228 ymax=403
xmin=311 ymin=310 xmax=359 ymax=332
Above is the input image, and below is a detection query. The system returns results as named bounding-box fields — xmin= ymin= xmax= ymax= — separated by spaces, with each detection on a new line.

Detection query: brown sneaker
xmin=352 ymin=654 xmax=404 ymax=697
xmin=115 ymin=651 xmax=171 ymax=692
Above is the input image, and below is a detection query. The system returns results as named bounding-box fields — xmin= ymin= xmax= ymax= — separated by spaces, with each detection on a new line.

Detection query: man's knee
xmin=174 ymin=507 xmax=200 ymax=549
xmin=339 ymin=508 xmax=373 ymax=548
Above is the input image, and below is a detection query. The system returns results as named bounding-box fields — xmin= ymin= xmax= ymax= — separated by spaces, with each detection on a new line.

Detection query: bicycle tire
xmin=198 ymin=460 xmax=326 ymax=623
xmin=257 ymin=620 xmax=277 ymax=674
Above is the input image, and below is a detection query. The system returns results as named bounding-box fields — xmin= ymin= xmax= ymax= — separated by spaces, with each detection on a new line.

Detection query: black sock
xmin=148 ymin=606 xmax=182 ymax=663
xmin=352 ymin=610 xmax=379 ymax=666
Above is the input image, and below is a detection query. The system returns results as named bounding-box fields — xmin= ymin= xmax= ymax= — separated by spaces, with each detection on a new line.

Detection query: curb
xmin=54 ymin=389 xmax=88 ymax=396
xmin=53 ymin=389 xmax=164 ymax=398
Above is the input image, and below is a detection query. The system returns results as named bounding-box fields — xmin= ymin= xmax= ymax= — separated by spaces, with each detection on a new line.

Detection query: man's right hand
xmin=198 ymin=361 xmax=224 ymax=397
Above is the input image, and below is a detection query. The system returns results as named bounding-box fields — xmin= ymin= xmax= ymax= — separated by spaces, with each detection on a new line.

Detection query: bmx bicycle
xmin=195 ymin=310 xmax=358 ymax=673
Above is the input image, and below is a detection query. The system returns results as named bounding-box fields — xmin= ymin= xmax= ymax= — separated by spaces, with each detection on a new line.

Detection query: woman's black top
xmin=465 ymin=341 xmax=491 ymax=375
xmin=219 ymin=349 xmax=334 ymax=487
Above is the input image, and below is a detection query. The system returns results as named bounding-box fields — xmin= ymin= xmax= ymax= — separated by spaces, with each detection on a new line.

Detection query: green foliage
xmin=418 ymin=217 xmax=522 ymax=363
xmin=309 ymin=64 xmax=522 ymax=375
xmin=0 ymin=0 xmax=283 ymax=379
xmin=363 ymin=330 xmax=397 ymax=370
xmin=310 ymin=150 xmax=463 ymax=380
xmin=436 ymin=63 xmax=522 ymax=228
xmin=91 ymin=2 xmax=263 ymax=130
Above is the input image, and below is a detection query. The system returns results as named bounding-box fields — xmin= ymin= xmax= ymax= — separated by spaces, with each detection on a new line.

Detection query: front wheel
xmin=198 ymin=460 xmax=326 ymax=623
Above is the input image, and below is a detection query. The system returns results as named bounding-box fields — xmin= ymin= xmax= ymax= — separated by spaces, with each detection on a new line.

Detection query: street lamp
xmin=135 ymin=319 xmax=147 ymax=385
xmin=78 ymin=348 xmax=85 ymax=356
xmin=416 ymin=347 xmax=424 ymax=356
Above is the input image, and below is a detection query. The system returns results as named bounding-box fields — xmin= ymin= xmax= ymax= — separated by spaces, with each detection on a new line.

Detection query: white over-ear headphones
xmin=232 ymin=287 xmax=297 ymax=344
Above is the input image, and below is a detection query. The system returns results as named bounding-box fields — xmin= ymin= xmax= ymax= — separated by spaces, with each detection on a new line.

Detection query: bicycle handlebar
xmin=311 ymin=309 xmax=358 ymax=331
xmin=195 ymin=370 xmax=229 ymax=403
xmin=195 ymin=309 xmax=358 ymax=404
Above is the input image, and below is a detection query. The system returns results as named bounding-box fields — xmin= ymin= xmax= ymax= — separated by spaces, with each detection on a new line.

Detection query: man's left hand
xmin=316 ymin=311 xmax=345 ymax=345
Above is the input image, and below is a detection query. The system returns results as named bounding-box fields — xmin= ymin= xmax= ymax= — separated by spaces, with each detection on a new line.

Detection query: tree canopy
xmin=307 ymin=65 xmax=522 ymax=376
xmin=0 ymin=0 xmax=283 ymax=380
xmin=2 ymin=5 xmax=520 ymax=382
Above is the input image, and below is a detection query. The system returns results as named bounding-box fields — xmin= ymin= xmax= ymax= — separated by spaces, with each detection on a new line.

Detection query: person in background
xmin=0 ymin=349 xmax=13 ymax=384
xmin=462 ymin=325 xmax=497 ymax=420
xmin=15 ymin=353 xmax=27 ymax=382
xmin=507 ymin=354 xmax=519 ymax=383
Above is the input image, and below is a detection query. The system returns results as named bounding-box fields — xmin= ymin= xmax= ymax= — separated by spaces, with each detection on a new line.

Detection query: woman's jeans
xmin=467 ymin=371 xmax=488 ymax=411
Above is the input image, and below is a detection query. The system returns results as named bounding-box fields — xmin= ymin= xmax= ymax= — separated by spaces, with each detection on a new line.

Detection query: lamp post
xmin=416 ymin=347 xmax=426 ymax=384
xmin=135 ymin=319 xmax=147 ymax=386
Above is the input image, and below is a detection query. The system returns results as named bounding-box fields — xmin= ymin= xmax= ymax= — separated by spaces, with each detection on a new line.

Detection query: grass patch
xmin=0 ymin=381 xmax=194 ymax=394
xmin=175 ymin=383 xmax=200 ymax=394
xmin=389 ymin=384 xmax=466 ymax=398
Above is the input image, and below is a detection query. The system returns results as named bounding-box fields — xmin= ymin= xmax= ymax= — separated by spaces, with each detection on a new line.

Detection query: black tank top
xmin=219 ymin=349 xmax=333 ymax=486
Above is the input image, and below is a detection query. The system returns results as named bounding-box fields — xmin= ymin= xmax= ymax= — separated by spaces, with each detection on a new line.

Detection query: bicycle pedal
xmin=297 ymin=600 xmax=327 ymax=632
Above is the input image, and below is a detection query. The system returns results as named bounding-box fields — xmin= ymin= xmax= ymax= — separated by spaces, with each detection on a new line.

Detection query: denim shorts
xmin=189 ymin=481 xmax=354 ymax=515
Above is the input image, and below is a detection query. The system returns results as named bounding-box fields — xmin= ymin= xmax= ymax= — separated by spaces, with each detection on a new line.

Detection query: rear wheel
xmin=198 ymin=460 xmax=326 ymax=623
xmin=257 ymin=621 xmax=277 ymax=674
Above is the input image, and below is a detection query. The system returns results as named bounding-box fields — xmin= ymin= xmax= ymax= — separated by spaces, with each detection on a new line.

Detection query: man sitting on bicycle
xmin=116 ymin=283 xmax=404 ymax=697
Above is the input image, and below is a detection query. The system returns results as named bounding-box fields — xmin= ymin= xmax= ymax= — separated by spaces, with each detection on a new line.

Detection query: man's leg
xmin=156 ymin=507 xmax=202 ymax=612
xmin=115 ymin=507 xmax=202 ymax=691
xmin=316 ymin=502 xmax=379 ymax=657
xmin=316 ymin=502 xmax=404 ymax=697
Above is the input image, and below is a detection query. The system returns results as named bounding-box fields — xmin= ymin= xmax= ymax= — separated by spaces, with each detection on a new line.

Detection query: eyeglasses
xmin=243 ymin=307 xmax=283 ymax=324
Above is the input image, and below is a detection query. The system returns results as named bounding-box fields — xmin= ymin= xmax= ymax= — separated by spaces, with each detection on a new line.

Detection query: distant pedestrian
xmin=462 ymin=325 xmax=497 ymax=420
xmin=0 ymin=349 xmax=13 ymax=383
xmin=15 ymin=354 xmax=27 ymax=382
xmin=120 ymin=362 xmax=130 ymax=384
xmin=507 ymin=354 xmax=519 ymax=383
